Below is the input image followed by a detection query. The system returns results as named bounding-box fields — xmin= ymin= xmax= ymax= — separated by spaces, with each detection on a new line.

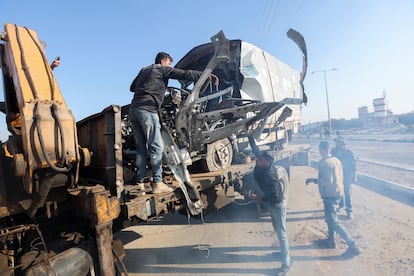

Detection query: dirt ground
xmin=116 ymin=166 xmax=414 ymax=276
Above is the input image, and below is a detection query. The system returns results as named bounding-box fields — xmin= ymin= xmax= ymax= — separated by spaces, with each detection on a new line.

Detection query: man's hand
xmin=305 ymin=178 xmax=317 ymax=185
xmin=172 ymin=91 xmax=182 ymax=105
xmin=250 ymin=193 xmax=262 ymax=203
xmin=50 ymin=56 xmax=60 ymax=70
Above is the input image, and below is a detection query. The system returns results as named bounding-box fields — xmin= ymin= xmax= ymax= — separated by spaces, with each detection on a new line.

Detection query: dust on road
xmin=117 ymin=166 xmax=414 ymax=276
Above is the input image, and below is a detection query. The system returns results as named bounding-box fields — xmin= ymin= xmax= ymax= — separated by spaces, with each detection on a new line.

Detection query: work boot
xmin=151 ymin=182 xmax=175 ymax=194
xmin=348 ymin=241 xmax=362 ymax=256
xmin=327 ymin=238 xmax=336 ymax=249
xmin=137 ymin=183 xmax=152 ymax=193
xmin=326 ymin=234 xmax=336 ymax=248
xmin=278 ymin=260 xmax=293 ymax=276
xmin=315 ymin=238 xmax=336 ymax=249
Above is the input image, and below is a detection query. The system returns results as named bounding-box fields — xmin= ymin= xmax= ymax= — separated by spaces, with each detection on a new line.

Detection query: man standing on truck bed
xmin=129 ymin=52 xmax=218 ymax=193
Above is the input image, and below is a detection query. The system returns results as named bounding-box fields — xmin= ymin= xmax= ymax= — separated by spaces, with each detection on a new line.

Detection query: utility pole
xmin=312 ymin=68 xmax=338 ymax=136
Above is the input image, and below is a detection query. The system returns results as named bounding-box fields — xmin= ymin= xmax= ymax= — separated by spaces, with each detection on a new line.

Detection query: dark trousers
xmin=338 ymin=181 xmax=353 ymax=213
xmin=323 ymin=198 xmax=354 ymax=246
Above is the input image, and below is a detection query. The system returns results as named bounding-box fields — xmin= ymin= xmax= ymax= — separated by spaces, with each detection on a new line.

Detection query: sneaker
xmin=151 ymin=182 xmax=175 ymax=194
xmin=279 ymin=261 xmax=292 ymax=275
xmin=347 ymin=212 xmax=353 ymax=219
xmin=348 ymin=246 xmax=362 ymax=256
xmin=315 ymin=238 xmax=336 ymax=249
xmin=327 ymin=240 xmax=336 ymax=249
xmin=136 ymin=183 xmax=152 ymax=193
xmin=348 ymin=241 xmax=362 ymax=256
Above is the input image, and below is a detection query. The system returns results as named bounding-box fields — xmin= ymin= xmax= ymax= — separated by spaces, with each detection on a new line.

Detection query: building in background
xmin=373 ymin=96 xmax=388 ymax=124
xmin=358 ymin=91 xmax=397 ymax=126
xmin=358 ymin=106 xmax=369 ymax=122
xmin=300 ymin=91 xmax=400 ymax=136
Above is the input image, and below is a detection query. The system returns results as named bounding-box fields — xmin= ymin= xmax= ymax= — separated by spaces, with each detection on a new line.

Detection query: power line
xmin=288 ymin=0 xmax=305 ymax=27
xmin=273 ymin=0 xmax=305 ymax=51
xmin=260 ymin=0 xmax=281 ymax=47
xmin=255 ymin=0 xmax=272 ymax=45
xmin=256 ymin=0 xmax=280 ymax=47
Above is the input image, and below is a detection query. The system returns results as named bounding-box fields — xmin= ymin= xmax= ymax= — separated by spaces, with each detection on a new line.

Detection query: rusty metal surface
xmin=93 ymin=189 xmax=121 ymax=226
xmin=67 ymin=185 xmax=120 ymax=275
xmin=95 ymin=226 xmax=115 ymax=276
xmin=90 ymin=187 xmax=119 ymax=276
xmin=1 ymin=24 xmax=124 ymax=275
xmin=77 ymin=105 xmax=124 ymax=198
xmin=123 ymin=185 xmax=177 ymax=221
xmin=25 ymin=247 xmax=94 ymax=276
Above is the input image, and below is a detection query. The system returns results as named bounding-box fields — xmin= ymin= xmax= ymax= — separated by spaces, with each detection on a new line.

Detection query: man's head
xmin=155 ymin=52 xmax=173 ymax=66
xmin=334 ymin=138 xmax=345 ymax=149
xmin=256 ymin=151 xmax=274 ymax=168
xmin=319 ymin=141 xmax=330 ymax=157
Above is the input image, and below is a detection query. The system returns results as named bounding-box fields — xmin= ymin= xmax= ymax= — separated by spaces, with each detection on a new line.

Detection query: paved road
xmin=115 ymin=166 xmax=414 ymax=275
xmin=294 ymin=137 xmax=414 ymax=169
xmin=293 ymin=137 xmax=414 ymax=188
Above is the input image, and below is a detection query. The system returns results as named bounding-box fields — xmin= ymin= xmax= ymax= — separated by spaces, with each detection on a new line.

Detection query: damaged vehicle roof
xmin=175 ymin=38 xmax=306 ymax=107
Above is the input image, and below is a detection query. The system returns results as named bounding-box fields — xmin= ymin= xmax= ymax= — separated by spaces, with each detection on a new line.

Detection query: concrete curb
xmin=356 ymin=173 xmax=414 ymax=207
xmin=358 ymin=158 xmax=414 ymax=173
xmin=309 ymin=160 xmax=414 ymax=207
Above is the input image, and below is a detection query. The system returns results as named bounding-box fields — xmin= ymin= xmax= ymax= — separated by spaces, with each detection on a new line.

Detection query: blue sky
xmin=1 ymin=0 xmax=413 ymax=140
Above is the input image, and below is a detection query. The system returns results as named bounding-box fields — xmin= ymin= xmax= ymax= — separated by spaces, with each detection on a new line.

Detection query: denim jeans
xmin=338 ymin=181 xmax=353 ymax=213
xmin=268 ymin=200 xmax=291 ymax=268
xmin=323 ymin=198 xmax=354 ymax=245
xmin=129 ymin=108 xmax=163 ymax=183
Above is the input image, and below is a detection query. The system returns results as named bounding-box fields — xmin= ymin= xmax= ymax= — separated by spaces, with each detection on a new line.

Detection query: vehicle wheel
xmin=201 ymin=138 xmax=233 ymax=172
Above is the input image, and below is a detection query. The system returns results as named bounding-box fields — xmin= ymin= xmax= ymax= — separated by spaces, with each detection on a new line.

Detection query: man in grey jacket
xmin=306 ymin=141 xmax=361 ymax=255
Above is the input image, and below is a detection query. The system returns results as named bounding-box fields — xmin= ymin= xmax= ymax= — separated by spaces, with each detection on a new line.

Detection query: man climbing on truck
xmin=129 ymin=51 xmax=218 ymax=193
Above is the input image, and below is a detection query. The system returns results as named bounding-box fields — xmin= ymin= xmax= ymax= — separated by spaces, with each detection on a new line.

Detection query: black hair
xmin=319 ymin=141 xmax=330 ymax=151
xmin=155 ymin=52 xmax=173 ymax=64
xmin=259 ymin=150 xmax=274 ymax=163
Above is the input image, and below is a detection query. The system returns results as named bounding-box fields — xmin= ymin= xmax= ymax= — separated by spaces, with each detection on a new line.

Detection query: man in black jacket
xmin=129 ymin=52 xmax=218 ymax=193
xmin=251 ymin=151 xmax=291 ymax=274
xmin=331 ymin=138 xmax=357 ymax=218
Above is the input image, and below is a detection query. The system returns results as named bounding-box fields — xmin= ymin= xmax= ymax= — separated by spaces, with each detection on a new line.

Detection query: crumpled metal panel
xmin=174 ymin=30 xmax=307 ymax=146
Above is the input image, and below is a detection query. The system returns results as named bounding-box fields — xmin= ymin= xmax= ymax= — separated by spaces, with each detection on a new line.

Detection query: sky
xmin=1 ymin=0 xmax=413 ymax=140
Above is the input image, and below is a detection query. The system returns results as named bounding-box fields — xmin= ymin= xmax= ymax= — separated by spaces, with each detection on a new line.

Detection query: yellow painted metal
xmin=4 ymin=24 xmax=66 ymax=105
xmin=94 ymin=190 xmax=121 ymax=225
xmin=3 ymin=24 xmax=80 ymax=184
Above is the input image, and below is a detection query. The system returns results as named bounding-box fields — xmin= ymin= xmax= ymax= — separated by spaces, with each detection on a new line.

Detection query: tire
xmin=201 ymin=138 xmax=233 ymax=172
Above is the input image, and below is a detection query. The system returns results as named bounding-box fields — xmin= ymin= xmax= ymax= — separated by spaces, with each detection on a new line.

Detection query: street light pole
xmin=312 ymin=68 xmax=338 ymax=136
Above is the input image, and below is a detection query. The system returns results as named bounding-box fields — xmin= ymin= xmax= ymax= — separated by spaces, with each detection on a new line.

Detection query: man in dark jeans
xmin=306 ymin=141 xmax=361 ymax=255
xmin=331 ymin=138 xmax=357 ymax=218
xmin=129 ymin=52 xmax=218 ymax=193
xmin=250 ymin=151 xmax=291 ymax=275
